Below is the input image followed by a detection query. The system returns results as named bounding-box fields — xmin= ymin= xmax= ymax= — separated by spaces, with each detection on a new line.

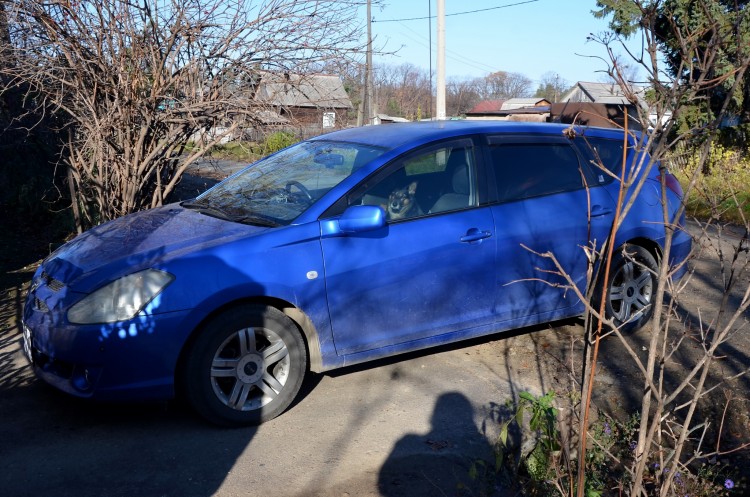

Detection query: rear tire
xmin=182 ymin=305 xmax=307 ymax=426
xmin=597 ymin=244 xmax=659 ymax=333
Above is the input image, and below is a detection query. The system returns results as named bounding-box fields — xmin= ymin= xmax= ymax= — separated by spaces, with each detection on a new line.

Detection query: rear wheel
xmin=599 ymin=244 xmax=659 ymax=333
xmin=182 ymin=305 xmax=307 ymax=426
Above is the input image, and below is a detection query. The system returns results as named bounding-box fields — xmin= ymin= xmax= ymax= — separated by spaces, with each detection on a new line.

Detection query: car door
xmin=319 ymin=138 xmax=497 ymax=356
xmin=485 ymin=135 xmax=616 ymax=325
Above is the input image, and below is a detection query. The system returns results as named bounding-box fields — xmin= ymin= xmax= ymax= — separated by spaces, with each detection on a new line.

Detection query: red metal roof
xmin=467 ymin=100 xmax=506 ymax=114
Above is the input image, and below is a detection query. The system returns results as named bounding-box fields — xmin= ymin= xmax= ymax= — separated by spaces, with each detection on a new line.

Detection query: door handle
xmin=590 ymin=205 xmax=613 ymax=218
xmin=460 ymin=228 xmax=492 ymax=243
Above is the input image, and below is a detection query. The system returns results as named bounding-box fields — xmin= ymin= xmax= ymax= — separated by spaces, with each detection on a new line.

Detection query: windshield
xmin=184 ymin=140 xmax=387 ymax=226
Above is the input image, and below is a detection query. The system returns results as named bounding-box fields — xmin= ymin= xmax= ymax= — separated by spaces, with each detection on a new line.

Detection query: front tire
xmin=182 ymin=305 xmax=307 ymax=426
xmin=599 ymin=244 xmax=659 ymax=333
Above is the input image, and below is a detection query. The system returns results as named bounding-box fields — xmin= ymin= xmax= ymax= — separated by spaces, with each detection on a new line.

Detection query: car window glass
xmin=489 ymin=143 xmax=584 ymax=202
xmin=195 ymin=140 xmax=386 ymax=226
xmin=579 ymin=137 xmax=626 ymax=177
xmin=353 ymin=141 xmax=477 ymax=221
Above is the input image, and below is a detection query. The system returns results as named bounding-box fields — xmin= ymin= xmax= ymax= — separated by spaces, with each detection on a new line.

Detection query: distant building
xmin=252 ymin=72 xmax=353 ymax=134
xmin=464 ymin=83 xmax=669 ymax=130
xmin=466 ymin=100 xmax=506 ymax=115
xmin=501 ymin=98 xmax=551 ymax=110
xmin=549 ymin=102 xmax=644 ymax=130
xmin=192 ymin=72 xmax=353 ymax=144
xmin=465 ymin=98 xmax=550 ymax=122
xmin=374 ymin=114 xmax=411 ymax=124
xmin=561 ymin=81 xmax=670 ymax=129
xmin=561 ymin=81 xmax=643 ymax=106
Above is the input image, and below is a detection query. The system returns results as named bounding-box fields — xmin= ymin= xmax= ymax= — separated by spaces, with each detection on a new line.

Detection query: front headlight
xmin=68 ymin=269 xmax=174 ymax=324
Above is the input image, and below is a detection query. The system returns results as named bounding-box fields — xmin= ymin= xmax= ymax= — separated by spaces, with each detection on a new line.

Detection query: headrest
xmin=447 ymin=150 xmax=469 ymax=195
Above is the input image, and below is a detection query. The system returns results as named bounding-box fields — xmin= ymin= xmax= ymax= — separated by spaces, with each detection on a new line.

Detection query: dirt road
xmin=1 ymin=170 xmax=748 ymax=496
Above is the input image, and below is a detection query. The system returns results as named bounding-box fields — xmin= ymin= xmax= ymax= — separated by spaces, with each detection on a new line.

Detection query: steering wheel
xmin=285 ymin=181 xmax=313 ymax=203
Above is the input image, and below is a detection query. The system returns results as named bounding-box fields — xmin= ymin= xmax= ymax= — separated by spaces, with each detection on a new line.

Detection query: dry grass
xmin=670 ymin=144 xmax=750 ymax=226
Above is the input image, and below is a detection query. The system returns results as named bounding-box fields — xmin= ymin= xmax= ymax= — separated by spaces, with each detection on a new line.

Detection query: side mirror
xmin=322 ymin=205 xmax=386 ymax=236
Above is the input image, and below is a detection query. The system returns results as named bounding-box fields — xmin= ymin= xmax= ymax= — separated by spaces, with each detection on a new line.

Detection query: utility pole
xmin=436 ymin=0 xmax=446 ymax=120
xmin=365 ymin=0 xmax=374 ymax=125
xmin=428 ymin=0 xmax=433 ymax=120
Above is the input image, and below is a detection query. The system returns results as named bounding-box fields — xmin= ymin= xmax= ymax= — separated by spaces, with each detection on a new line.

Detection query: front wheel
xmin=598 ymin=244 xmax=659 ymax=333
xmin=182 ymin=305 xmax=307 ymax=426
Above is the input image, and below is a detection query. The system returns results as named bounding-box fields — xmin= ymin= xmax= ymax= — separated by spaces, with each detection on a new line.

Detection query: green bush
xmin=260 ymin=131 xmax=297 ymax=155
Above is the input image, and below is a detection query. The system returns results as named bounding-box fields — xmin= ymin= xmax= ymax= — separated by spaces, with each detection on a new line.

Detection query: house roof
xmin=253 ymin=73 xmax=353 ymax=109
xmin=466 ymin=100 xmax=506 ymax=114
xmin=376 ymin=114 xmax=410 ymax=123
xmin=561 ymin=81 xmax=647 ymax=107
xmin=501 ymin=98 xmax=551 ymax=110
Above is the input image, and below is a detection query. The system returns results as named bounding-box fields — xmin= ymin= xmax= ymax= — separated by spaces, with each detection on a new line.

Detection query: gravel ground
xmin=1 ymin=163 xmax=748 ymax=496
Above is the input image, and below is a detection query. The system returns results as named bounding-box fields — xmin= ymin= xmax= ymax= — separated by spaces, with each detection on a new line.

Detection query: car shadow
xmin=0 ymin=374 xmax=259 ymax=497
xmin=0 ymin=251 xmax=278 ymax=497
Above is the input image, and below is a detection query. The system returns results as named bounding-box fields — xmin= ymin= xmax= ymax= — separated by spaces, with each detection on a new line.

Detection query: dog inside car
xmin=385 ymin=181 xmax=421 ymax=220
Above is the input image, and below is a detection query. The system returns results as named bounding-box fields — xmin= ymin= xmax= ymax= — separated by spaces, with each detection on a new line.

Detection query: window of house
xmin=322 ymin=112 xmax=336 ymax=128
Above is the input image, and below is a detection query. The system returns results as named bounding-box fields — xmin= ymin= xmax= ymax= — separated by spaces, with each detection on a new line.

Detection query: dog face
xmin=386 ymin=181 xmax=419 ymax=220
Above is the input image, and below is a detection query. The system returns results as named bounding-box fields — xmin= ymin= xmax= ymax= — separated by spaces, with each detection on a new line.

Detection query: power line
xmin=391 ymin=21 xmax=498 ymax=73
xmin=372 ymin=0 xmax=539 ymax=23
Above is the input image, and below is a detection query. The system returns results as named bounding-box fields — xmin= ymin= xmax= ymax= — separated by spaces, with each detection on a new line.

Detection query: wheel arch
xmin=592 ymin=236 xmax=662 ymax=333
xmin=593 ymin=236 xmax=662 ymax=285
xmin=175 ymin=297 xmax=325 ymax=397
xmin=620 ymin=236 xmax=663 ymax=263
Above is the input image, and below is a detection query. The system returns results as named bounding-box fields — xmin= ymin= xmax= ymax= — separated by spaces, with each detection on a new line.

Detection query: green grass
xmin=192 ymin=133 xmax=299 ymax=162
xmin=205 ymin=141 xmax=259 ymax=162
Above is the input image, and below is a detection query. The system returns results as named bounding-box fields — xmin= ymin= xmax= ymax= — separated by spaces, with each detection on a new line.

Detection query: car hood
xmin=42 ymin=204 xmax=266 ymax=292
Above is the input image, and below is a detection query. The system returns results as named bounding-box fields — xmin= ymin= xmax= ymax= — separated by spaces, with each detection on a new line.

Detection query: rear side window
xmin=488 ymin=142 xmax=585 ymax=203
xmin=579 ymin=137 xmax=626 ymax=177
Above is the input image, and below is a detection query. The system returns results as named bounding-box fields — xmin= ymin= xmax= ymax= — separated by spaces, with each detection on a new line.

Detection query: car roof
xmin=309 ymin=120 xmax=627 ymax=150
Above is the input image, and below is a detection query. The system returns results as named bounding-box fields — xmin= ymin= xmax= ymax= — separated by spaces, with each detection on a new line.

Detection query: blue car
xmin=23 ymin=121 xmax=691 ymax=425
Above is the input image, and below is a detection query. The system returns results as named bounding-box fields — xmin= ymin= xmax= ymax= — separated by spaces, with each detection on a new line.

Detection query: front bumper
xmin=23 ymin=297 xmax=193 ymax=401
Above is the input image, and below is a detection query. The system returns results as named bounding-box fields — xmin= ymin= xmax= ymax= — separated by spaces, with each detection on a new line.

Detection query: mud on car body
xmin=24 ymin=121 xmax=691 ymax=425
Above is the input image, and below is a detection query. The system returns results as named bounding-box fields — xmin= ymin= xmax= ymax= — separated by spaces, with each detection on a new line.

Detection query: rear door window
xmin=486 ymin=137 xmax=587 ymax=203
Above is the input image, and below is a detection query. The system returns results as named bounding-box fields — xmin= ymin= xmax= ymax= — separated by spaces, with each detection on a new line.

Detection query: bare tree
xmin=446 ymin=76 xmax=481 ymax=116
xmin=0 ymin=0 xmax=373 ymax=230
xmin=481 ymin=3 xmax=749 ymax=496
xmin=533 ymin=71 xmax=570 ymax=102
xmin=568 ymin=2 xmax=750 ymax=496
xmin=476 ymin=70 xmax=533 ymax=100
xmin=373 ymin=63 xmax=431 ymax=120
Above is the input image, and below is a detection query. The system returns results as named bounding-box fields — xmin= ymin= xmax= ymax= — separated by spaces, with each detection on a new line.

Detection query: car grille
xmin=31 ymin=270 xmax=66 ymax=313
xmin=34 ymin=297 xmax=50 ymax=312
xmin=42 ymin=271 xmax=65 ymax=292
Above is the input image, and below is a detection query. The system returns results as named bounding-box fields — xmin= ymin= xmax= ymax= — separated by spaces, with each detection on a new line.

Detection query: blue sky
xmin=370 ymin=0 xmax=637 ymax=86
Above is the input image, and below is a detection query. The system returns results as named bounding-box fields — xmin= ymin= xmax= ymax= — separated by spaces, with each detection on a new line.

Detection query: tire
xmin=182 ymin=305 xmax=307 ymax=426
xmin=597 ymin=244 xmax=659 ymax=333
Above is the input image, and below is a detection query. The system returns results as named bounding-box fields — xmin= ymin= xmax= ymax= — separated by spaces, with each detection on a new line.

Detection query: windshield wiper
xmin=181 ymin=199 xmax=207 ymax=210
xmin=181 ymin=200 xmax=234 ymax=221
xmin=182 ymin=199 xmax=280 ymax=227
xmin=233 ymin=214 xmax=280 ymax=228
